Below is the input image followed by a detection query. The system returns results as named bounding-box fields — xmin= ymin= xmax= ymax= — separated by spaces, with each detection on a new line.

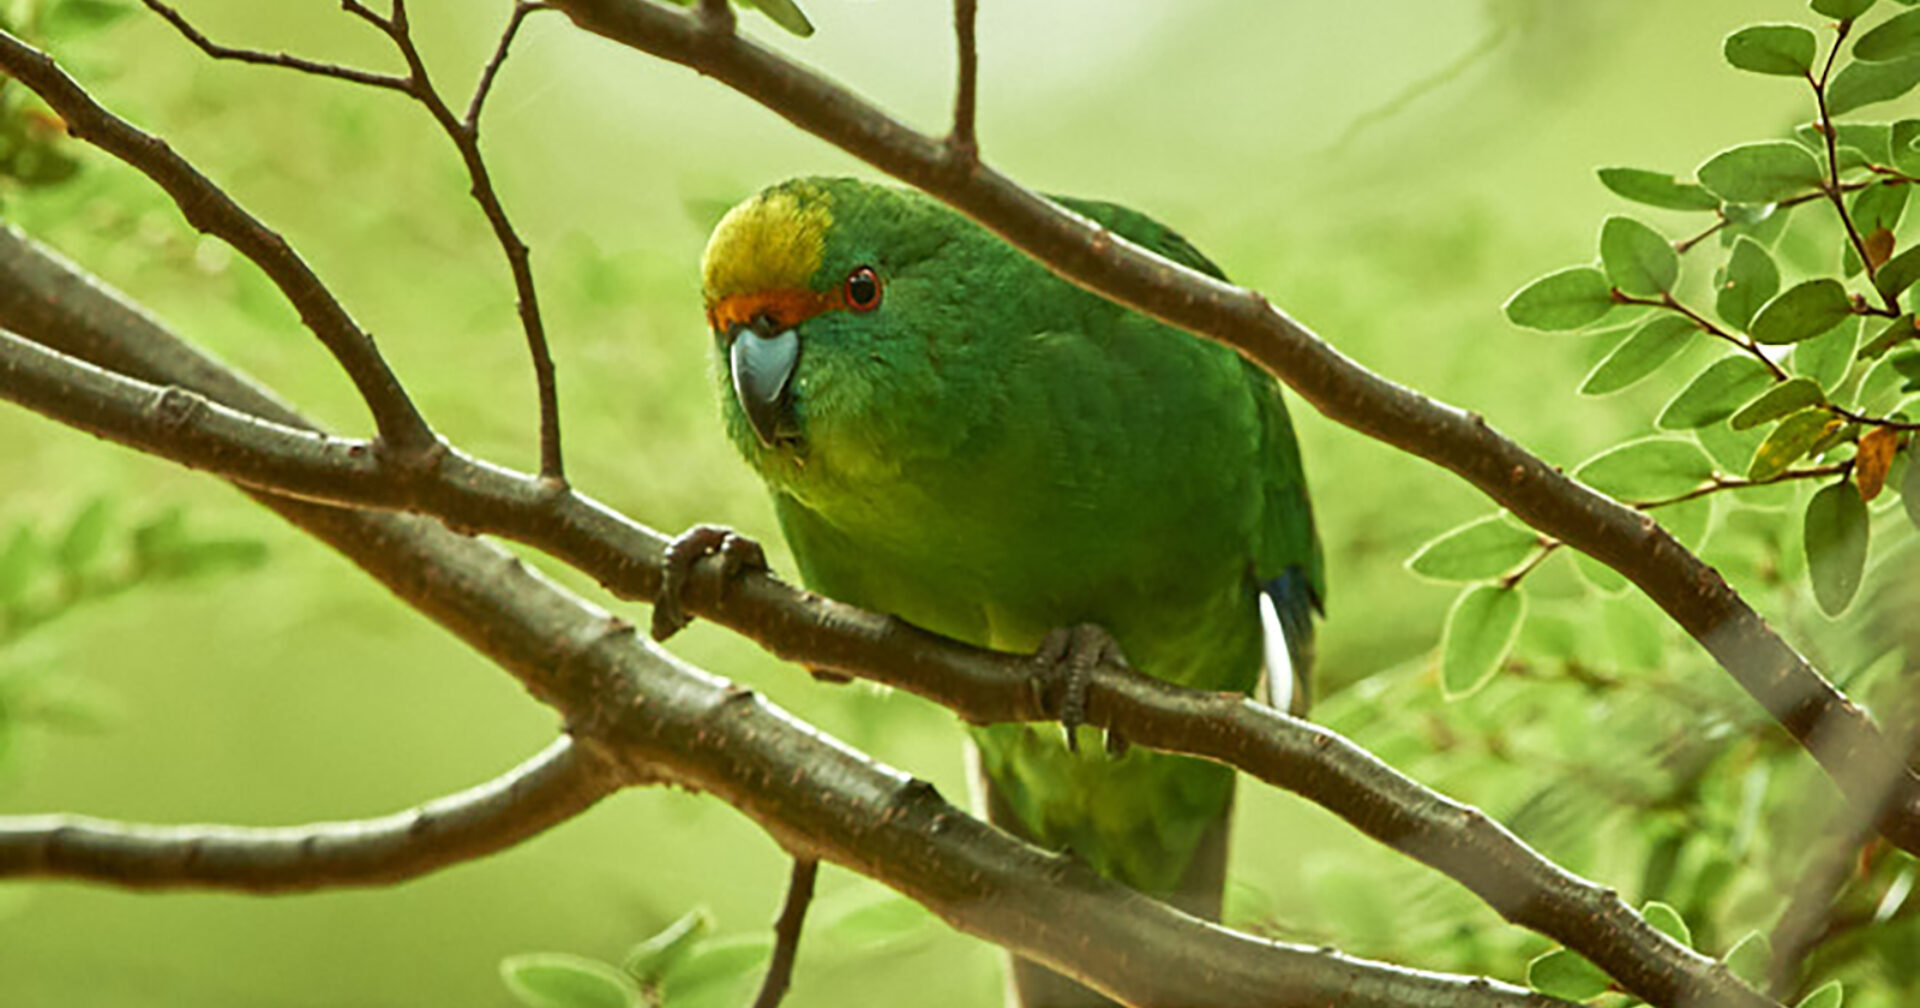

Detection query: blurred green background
xmin=2 ymin=0 xmax=1912 ymax=1005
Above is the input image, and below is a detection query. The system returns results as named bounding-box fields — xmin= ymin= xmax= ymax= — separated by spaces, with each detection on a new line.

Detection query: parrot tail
xmin=979 ymin=765 xmax=1234 ymax=1008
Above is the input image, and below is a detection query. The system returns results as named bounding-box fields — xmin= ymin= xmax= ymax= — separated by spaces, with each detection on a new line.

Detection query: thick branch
xmin=542 ymin=0 xmax=1920 ymax=861
xmin=0 ymin=232 xmax=1564 ymax=1008
xmin=0 ymin=29 xmax=432 ymax=454
xmin=0 ymin=737 xmax=613 ymax=891
xmin=0 ymin=283 xmax=1770 ymax=1008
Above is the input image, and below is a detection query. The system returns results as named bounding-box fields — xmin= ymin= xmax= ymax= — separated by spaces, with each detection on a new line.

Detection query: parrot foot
xmin=651 ymin=524 xmax=767 ymax=643
xmin=1033 ymin=623 xmax=1129 ymax=755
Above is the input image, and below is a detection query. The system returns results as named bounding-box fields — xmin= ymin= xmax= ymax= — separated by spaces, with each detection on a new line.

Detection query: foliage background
xmin=1 ymin=0 xmax=1908 ymax=1005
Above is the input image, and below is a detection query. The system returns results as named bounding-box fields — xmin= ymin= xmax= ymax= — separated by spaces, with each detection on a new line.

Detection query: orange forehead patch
xmin=707 ymin=288 xmax=839 ymax=334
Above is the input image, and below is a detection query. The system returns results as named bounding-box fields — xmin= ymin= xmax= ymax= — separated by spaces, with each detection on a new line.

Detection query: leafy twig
xmin=1807 ymin=19 xmax=1896 ymax=313
xmin=1637 ymin=464 xmax=1851 ymax=510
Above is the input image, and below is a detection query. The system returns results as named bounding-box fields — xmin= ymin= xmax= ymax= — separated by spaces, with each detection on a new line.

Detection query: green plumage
xmin=702 ymin=177 xmax=1321 ymax=1004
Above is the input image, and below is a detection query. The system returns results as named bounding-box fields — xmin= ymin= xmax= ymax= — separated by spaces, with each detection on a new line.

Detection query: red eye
xmin=843 ymin=266 xmax=882 ymax=312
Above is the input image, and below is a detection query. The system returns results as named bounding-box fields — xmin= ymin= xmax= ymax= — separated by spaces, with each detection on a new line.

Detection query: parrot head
xmin=699 ymin=177 xmax=997 ymax=495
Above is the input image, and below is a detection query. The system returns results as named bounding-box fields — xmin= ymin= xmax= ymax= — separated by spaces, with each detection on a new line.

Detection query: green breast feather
xmin=703 ymin=177 xmax=1321 ymax=904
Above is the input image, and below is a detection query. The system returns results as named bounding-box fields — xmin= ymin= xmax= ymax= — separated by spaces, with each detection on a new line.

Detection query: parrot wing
xmin=1053 ymin=195 xmax=1324 ymax=713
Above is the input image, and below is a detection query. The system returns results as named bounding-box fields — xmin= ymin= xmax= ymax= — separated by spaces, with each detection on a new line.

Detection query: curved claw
xmin=1032 ymin=623 xmax=1129 ymax=755
xmin=651 ymin=524 xmax=768 ymax=642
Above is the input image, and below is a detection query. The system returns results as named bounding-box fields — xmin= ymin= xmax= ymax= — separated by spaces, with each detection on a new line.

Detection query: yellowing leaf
xmin=1856 ymin=426 xmax=1901 ymax=501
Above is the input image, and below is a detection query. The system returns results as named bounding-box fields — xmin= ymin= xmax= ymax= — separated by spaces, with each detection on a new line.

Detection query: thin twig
xmin=1497 ymin=539 xmax=1558 ymax=589
xmin=1674 ymin=185 xmax=1868 ymax=255
xmin=366 ymin=1 xmax=567 ymax=481
xmin=751 ymin=858 xmax=819 ymax=1008
xmin=0 ymin=737 xmax=616 ymax=890
xmin=1808 ymin=22 xmax=1896 ymax=313
xmin=0 ymin=29 xmax=435 ymax=455
xmin=138 ymin=0 xmax=410 ymax=92
xmin=1615 ymin=292 xmax=1790 ymax=381
xmin=948 ymin=0 xmax=978 ymax=158
xmin=1636 ymin=465 xmax=1850 ymax=510
xmin=468 ymin=2 xmax=551 ymax=128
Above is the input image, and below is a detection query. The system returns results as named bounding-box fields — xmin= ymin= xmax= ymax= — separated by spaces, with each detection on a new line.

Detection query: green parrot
xmin=696 ymin=177 xmax=1322 ymax=1007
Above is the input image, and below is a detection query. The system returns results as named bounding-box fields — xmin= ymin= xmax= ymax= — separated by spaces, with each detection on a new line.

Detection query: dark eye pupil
xmin=847 ymin=269 xmax=878 ymax=308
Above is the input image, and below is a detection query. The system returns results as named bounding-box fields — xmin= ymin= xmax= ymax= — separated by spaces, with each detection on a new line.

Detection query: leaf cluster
xmin=500 ymin=892 xmax=935 ymax=1008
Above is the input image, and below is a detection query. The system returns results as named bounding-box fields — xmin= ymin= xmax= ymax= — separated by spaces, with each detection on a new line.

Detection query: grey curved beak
xmin=729 ymin=324 xmax=801 ymax=447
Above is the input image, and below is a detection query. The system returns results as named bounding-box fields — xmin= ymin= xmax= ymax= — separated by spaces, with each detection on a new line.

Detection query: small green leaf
xmin=1660 ymin=494 xmax=1716 ymax=550
xmin=1718 ymin=237 xmax=1782 ymax=331
xmin=55 ymin=498 xmax=111 ymax=574
xmin=1750 ymin=279 xmax=1855 ymax=344
xmin=1698 ymin=142 xmax=1825 ymax=204
xmin=1806 ymin=479 xmax=1870 ymax=616
xmin=1902 ymin=444 xmax=1920 ymax=528
xmin=1859 ymin=8 xmax=1920 ymax=60
xmin=1658 ymin=356 xmax=1775 ymax=429
xmin=740 ymin=0 xmax=815 ymax=36
xmin=1813 ymin=0 xmax=1877 ymax=19
xmin=1795 ymin=317 xmax=1859 ymax=388
xmin=1852 ymin=182 xmax=1909 ymax=234
xmin=1407 ymin=515 xmax=1539 ymax=582
xmin=1750 ymin=409 xmax=1843 ymax=480
xmin=1726 ymin=23 xmax=1819 ymax=74
xmin=660 ymin=936 xmax=773 ymax=1002
xmin=1698 ymin=420 xmax=1768 ymax=475
xmin=1578 ymin=437 xmax=1716 ymax=499
xmin=1526 ymin=947 xmax=1611 ymax=1001
xmin=1859 ymin=313 xmax=1917 ymax=359
xmin=1893 ymin=119 xmax=1920 ymax=174
xmin=501 ymin=954 xmax=643 ymax=1008
xmin=1732 ymin=378 xmax=1828 ymax=429
xmin=1581 ymin=316 xmax=1696 ymax=395
xmin=1875 ymin=243 xmax=1920 ymax=299
xmin=1505 ymin=266 xmax=1616 ymax=331
xmin=1642 ymin=901 xmax=1694 ymax=948
xmin=622 ymin=909 xmax=712 ymax=984
xmin=1794 ymin=980 xmax=1844 ymax=1008
xmin=1794 ymin=121 xmax=1892 ymax=162
xmin=1440 ymin=584 xmax=1525 ymax=699
xmin=0 ymin=525 xmax=36 ymax=606
xmin=1725 ymin=931 xmax=1772 ymax=987
xmin=1600 ymin=216 xmax=1679 ymax=296
xmin=1828 ymin=55 xmax=1920 ymax=115
xmin=42 ymin=0 xmax=135 ymax=35
xmin=1596 ymin=167 xmax=1721 ymax=211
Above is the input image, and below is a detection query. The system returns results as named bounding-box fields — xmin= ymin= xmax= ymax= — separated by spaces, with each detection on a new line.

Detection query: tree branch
xmin=0 ymin=737 xmax=614 ymax=891
xmin=0 ymin=277 xmax=1771 ymax=1007
xmin=0 ymin=232 xmax=1569 ymax=1008
xmin=541 ymin=0 xmax=1920 ymax=862
xmin=0 ymin=29 xmax=433 ymax=456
